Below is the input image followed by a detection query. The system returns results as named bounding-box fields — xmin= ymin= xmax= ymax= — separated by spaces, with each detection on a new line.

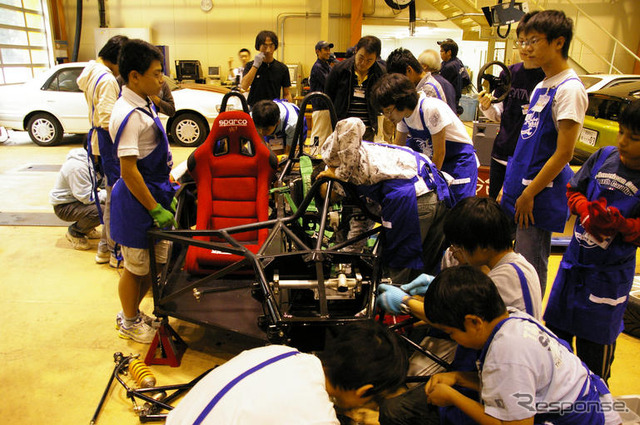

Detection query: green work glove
xmin=170 ymin=197 xmax=178 ymax=213
xmin=149 ymin=203 xmax=177 ymax=228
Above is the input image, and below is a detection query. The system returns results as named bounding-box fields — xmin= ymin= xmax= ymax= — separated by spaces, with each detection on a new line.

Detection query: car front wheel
xmin=27 ymin=113 xmax=63 ymax=146
xmin=170 ymin=112 xmax=208 ymax=147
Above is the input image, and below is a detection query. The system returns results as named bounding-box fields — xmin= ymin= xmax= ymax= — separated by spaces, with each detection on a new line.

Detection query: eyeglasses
xmin=382 ymin=106 xmax=396 ymax=117
xmin=515 ymin=37 xmax=546 ymax=48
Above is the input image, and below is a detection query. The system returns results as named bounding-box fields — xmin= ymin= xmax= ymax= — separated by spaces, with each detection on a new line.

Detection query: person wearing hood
xmin=318 ymin=117 xmax=451 ymax=282
xmin=76 ymin=34 xmax=128 ymax=266
xmin=50 ymin=148 xmax=106 ymax=255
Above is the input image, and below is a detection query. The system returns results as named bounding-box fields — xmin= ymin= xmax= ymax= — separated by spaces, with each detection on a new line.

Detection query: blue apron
xmin=501 ymin=78 xmax=578 ymax=233
xmin=110 ymin=103 xmax=176 ymax=249
xmin=357 ymin=142 xmax=451 ymax=269
xmin=403 ymin=98 xmax=478 ymax=204
xmin=263 ymin=100 xmax=307 ymax=151
xmin=544 ymin=146 xmax=638 ymax=345
xmin=85 ymin=73 xmax=120 ymax=222
xmin=86 ymin=73 xmax=121 ymax=187
xmin=479 ymin=316 xmax=609 ymax=425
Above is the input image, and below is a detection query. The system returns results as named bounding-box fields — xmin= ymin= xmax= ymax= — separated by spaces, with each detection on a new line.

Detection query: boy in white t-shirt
xmin=370 ymin=73 xmax=478 ymax=204
xmin=423 ymin=266 xmax=622 ymax=425
xmin=499 ymin=10 xmax=588 ymax=295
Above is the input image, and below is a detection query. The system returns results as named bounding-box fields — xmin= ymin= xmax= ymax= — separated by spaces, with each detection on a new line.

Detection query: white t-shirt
xmin=489 ymin=252 xmax=542 ymax=319
xmin=481 ymin=309 xmax=621 ymax=424
xmin=166 ymin=345 xmax=339 ymax=425
xmin=533 ymin=68 xmax=588 ymax=130
xmin=396 ymin=93 xmax=472 ymax=146
xmin=109 ymin=86 xmax=163 ymax=160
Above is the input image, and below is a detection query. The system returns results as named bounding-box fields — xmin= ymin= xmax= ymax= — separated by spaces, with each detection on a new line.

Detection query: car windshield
xmin=580 ymin=76 xmax=603 ymax=90
xmin=586 ymin=95 xmax=629 ymax=121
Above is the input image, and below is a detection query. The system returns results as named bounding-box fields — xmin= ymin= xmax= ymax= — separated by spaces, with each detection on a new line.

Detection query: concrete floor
xmin=0 ymin=130 xmax=638 ymax=424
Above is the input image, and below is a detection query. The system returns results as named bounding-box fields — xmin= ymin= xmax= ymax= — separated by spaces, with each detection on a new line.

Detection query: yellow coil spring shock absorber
xmin=128 ymin=359 xmax=156 ymax=388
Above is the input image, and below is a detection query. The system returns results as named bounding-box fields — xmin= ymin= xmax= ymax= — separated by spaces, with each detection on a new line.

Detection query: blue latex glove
xmin=376 ymin=284 xmax=409 ymax=315
xmin=149 ymin=203 xmax=177 ymax=228
xmin=253 ymin=52 xmax=265 ymax=68
xmin=401 ymin=274 xmax=435 ymax=296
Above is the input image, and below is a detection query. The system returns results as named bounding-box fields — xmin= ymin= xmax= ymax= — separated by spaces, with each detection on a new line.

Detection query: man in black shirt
xmin=241 ymin=30 xmax=292 ymax=107
xmin=309 ymin=40 xmax=334 ymax=146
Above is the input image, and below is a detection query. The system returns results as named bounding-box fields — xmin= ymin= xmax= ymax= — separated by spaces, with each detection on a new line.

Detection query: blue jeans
xmin=514 ymin=225 xmax=551 ymax=295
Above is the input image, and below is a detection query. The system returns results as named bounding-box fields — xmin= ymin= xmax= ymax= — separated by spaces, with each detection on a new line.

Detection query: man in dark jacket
xmin=438 ymin=38 xmax=467 ymax=113
xmin=325 ymin=35 xmax=385 ymax=142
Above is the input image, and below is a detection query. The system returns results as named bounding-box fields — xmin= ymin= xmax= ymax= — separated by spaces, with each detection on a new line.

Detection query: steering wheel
xmin=476 ymin=61 xmax=512 ymax=104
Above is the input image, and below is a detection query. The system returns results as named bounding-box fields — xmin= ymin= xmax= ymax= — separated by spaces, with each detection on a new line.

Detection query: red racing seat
xmin=184 ymin=110 xmax=276 ymax=274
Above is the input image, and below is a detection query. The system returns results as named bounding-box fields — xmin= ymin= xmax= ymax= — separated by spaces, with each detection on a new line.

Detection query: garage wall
xmin=59 ymin=0 xmax=640 ymax=79
xmin=60 ymin=0 xmax=354 ymax=81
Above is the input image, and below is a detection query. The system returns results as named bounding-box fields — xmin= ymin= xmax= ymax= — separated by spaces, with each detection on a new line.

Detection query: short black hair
xmin=443 ymin=197 xmax=513 ymax=253
xmin=386 ymin=48 xmax=422 ymax=76
xmin=439 ymin=40 xmax=458 ymax=58
xmin=355 ymin=35 xmax=381 ymax=58
xmin=317 ymin=321 xmax=407 ymax=396
xmin=516 ymin=10 xmax=539 ymax=36
xmin=98 ymin=35 xmax=128 ymax=64
xmin=255 ymin=30 xmax=278 ymax=51
xmin=370 ymin=73 xmax=419 ymax=112
xmin=251 ymin=99 xmax=280 ymax=128
xmin=620 ymin=99 xmax=640 ymax=135
xmin=239 ymin=48 xmax=250 ymax=55
xmin=522 ymin=9 xmax=573 ymax=59
xmin=118 ymin=39 xmax=163 ymax=84
xmin=423 ymin=266 xmax=507 ymax=331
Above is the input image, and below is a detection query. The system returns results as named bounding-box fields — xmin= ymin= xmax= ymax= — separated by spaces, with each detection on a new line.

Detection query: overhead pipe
xmin=71 ymin=0 xmax=82 ymax=62
xmin=276 ymin=0 xmax=376 ymax=62
xmin=98 ymin=0 xmax=107 ymax=28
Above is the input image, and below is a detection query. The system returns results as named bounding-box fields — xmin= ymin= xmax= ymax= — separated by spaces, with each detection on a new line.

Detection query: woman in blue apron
xmin=110 ymin=104 xmax=176 ymax=249
xmin=501 ymin=79 xmax=579 ymax=233
xmin=402 ymin=96 xmax=478 ymax=204
xmin=544 ymin=145 xmax=640 ymax=382
xmin=356 ymin=141 xmax=451 ymax=272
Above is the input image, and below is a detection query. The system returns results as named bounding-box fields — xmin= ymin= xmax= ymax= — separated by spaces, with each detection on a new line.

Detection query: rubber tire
xmin=623 ymin=290 xmax=640 ymax=339
xmin=170 ymin=112 xmax=208 ymax=147
xmin=27 ymin=113 xmax=63 ymax=146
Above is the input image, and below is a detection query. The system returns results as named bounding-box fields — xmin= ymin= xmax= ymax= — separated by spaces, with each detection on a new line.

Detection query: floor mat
xmin=0 ymin=212 xmax=67 ymax=226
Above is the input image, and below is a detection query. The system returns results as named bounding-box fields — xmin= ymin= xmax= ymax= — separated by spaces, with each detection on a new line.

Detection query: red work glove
xmin=608 ymin=206 xmax=640 ymax=245
xmin=587 ymin=198 xmax=618 ymax=237
xmin=567 ymin=186 xmax=589 ymax=219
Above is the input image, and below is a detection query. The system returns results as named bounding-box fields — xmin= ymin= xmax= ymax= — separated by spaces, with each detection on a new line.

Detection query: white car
xmin=0 ymin=62 xmax=241 ymax=147
xmin=579 ymin=73 xmax=640 ymax=93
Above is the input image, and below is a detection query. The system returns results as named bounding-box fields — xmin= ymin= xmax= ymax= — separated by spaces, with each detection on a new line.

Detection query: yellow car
xmin=573 ymin=81 xmax=640 ymax=163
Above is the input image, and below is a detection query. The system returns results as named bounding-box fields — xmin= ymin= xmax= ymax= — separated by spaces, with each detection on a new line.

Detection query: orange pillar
xmin=350 ymin=0 xmax=363 ymax=47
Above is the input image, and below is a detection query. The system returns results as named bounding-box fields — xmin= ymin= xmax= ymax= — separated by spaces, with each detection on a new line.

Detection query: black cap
xmin=315 ymin=40 xmax=334 ymax=50
xmin=437 ymin=38 xmax=456 ymax=46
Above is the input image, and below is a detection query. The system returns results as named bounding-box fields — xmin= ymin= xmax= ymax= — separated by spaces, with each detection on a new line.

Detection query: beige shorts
xmin=121 ymin=240 xmax=170 ymax=276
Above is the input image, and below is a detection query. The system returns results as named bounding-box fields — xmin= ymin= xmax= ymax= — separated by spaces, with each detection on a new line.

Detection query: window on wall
xmin=0 ymin=0 xmax=53 ymax=85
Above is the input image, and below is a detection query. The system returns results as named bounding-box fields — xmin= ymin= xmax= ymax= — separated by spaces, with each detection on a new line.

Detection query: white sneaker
xmin=116 ymin=311 xmax=161 ymax=330
xmin=85 ymin=228 xmax=102 ymax=239
xmin=118 ymin=317 xmax=157 ymax=344
xmin=109 ymin=254 xmax=123 ymax=268
xmin=95 ymin=250 xmax=110 ymax=264
xmin=66 ymin=231 xmax=90 ymax=250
